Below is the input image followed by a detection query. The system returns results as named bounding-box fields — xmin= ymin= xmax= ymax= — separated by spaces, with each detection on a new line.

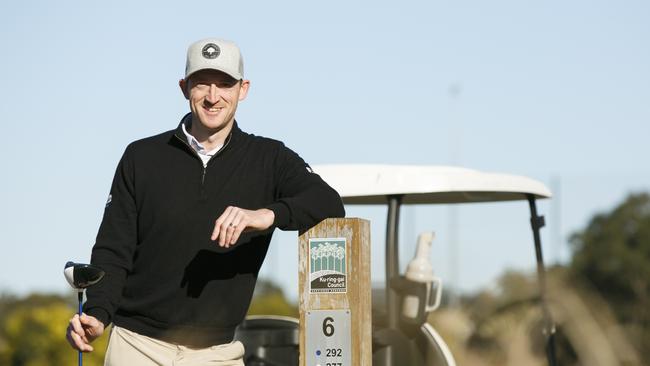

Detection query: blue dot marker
xmin=316 ymin=350 xmax=321 ymax=356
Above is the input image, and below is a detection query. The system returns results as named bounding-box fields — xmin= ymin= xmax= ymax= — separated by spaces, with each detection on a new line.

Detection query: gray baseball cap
xmin=185 ymin=38 xmax=244 ymax=80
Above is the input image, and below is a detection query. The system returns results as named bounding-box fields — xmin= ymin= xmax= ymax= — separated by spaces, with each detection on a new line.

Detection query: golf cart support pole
xmin=527 ymin=195 xmax=558 ymax=366
xmin=386 ymin=195 xmax=403 ymax=331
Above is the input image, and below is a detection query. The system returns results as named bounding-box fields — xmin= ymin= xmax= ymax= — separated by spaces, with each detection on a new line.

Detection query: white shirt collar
xmin=181 ymin=120 xmax=222 ymax=155
xmin=181 ymin=118 xmax=223 ymax=167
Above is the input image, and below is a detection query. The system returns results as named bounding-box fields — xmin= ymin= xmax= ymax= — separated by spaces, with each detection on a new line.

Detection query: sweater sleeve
xmin=83 ymin=146 xmax=138 ymax=327
xmin=265 ymin=143 xmax=345 ymax=233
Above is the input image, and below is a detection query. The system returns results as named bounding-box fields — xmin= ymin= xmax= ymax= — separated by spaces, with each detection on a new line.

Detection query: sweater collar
xmin=173 ymin=112 xmax=243 ymax=153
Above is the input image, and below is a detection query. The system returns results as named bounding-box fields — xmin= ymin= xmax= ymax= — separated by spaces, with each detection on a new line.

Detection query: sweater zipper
xmin=174 ymin=133 xmax=233 ymax=196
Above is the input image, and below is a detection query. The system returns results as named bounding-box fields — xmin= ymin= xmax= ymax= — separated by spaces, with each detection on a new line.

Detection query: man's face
xmin=180 ymin=69 xmax=250 ymax=132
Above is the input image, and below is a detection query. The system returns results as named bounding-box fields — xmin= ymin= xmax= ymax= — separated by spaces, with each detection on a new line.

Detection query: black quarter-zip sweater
xmin=84 ymin=115 xmax=345 ymax=347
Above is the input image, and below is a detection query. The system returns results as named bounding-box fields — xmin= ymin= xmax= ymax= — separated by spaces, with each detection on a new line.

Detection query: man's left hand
xmin=211 ymin=207 xmax=275 ymax=248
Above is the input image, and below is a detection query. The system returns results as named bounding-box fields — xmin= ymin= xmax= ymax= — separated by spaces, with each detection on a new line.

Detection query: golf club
xmin=64 ymin=261 xmax=105 ymax=366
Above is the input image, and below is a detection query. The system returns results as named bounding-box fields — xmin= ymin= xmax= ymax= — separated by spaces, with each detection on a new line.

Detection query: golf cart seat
xmin=372 ymin=308 xmax=457 ymax=366
xmin=234 ymin=315 xmax=299 ymax=366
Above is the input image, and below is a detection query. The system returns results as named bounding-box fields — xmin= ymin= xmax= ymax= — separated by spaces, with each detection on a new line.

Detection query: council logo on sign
xmin=309 ymin=238 xmax=347 ymax=294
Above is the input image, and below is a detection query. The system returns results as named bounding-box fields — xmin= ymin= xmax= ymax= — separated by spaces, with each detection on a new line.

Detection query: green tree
xmin=0 ymin=293 xmax=108 ymax=366
xmin=247 ymin=280 xmax=298 ymax=317
xmin=570 ymin=192 xmax=650 ymax=359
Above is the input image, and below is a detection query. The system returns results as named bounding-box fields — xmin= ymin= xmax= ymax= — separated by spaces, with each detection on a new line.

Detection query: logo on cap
xmin=202 ymin=43 xmax=220 ymax=59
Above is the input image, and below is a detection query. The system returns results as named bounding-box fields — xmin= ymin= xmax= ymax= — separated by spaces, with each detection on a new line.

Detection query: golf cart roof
xmin=313 ymin=164 xmax=552 ymax=205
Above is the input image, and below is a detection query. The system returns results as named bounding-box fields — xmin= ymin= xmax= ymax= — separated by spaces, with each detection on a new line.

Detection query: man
xmin=66 ymin=38 xmax=345 ymax=365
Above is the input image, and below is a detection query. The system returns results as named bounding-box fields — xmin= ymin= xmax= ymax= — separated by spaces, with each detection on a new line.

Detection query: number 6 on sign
xmin=323 ymin=317 xmax=335 ymax=337
xmin=306 ymin=310 xmax=351 ymax=366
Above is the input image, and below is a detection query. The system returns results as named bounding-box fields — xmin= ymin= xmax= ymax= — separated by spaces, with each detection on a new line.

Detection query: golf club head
xmin=64 ymin=261 xmax=105 ymax=290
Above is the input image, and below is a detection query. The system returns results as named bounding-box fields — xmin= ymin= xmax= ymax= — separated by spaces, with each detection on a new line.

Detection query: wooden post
xmin=299 ymin=218 xmax=371 ymax=366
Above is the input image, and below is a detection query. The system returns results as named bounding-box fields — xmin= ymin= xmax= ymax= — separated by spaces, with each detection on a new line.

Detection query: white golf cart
xmin=235 ymin=164 xmax=556 ymax=366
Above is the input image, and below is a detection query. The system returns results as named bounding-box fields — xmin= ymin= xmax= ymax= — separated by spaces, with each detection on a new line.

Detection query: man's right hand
xmin=66 ymin=313 xmax=105 ymax=352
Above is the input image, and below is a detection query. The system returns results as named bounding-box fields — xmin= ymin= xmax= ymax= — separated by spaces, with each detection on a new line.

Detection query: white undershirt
xmin=181 ymin=122 xmax=223 ymax=168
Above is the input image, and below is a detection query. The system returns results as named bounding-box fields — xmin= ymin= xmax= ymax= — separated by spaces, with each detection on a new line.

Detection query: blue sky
xmin=1 ymin=0 xmax=648 ymax=301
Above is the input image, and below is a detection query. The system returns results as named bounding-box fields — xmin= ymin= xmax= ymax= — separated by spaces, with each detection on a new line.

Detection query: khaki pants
xmin=104 ymin=326 xmax=245 ymax=366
